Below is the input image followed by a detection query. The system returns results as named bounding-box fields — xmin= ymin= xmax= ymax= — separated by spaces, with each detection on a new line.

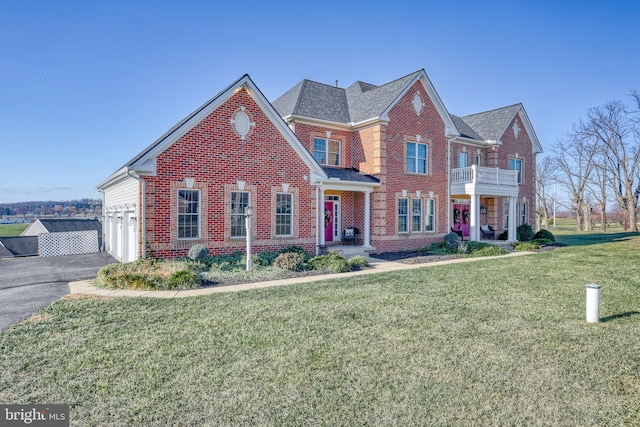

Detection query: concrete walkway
xmin=69 ymin=252 xmax=534 ymax=299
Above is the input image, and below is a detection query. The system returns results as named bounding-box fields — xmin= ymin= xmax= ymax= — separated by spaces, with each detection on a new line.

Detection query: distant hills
xmin=0 ymin=198 xmax=101 ymax=219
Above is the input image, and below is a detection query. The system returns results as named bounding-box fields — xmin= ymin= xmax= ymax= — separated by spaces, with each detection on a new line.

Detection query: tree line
xmin=537 ymin=91 xmax=640 ymax=232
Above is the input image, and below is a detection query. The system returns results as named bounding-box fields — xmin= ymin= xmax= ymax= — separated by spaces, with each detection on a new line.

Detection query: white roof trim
xmin=379 ymin=70 xmax=460 ymax=138
xmin=98 ymin=75 xmax=327 ymax=191
xmin=496 ymin=105 xmax=543 ymax=154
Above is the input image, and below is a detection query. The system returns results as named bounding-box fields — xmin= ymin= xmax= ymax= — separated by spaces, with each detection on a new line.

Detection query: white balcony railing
xmin=451 ymin=165 xmax=519 ymax=187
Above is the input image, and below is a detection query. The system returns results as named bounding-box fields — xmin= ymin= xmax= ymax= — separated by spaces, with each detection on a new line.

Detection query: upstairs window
xmin=407 ymin=142 xmax=428 ymax=174
xmin=509 ymin=158 xmax=523 ymax=184
xmin=178 ymin=189 xmax=200 ymax=239
xmin=459 ymin=152 xmax=468 ymax=168
xmin=314 ymin=138 xmax=341 ymax=166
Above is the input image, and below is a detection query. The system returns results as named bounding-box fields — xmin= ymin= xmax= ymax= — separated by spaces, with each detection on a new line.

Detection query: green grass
xmin=0 ymin=223 xmax=28 ymax=237
xmin=2 ymin=232 xmax=640 ymax=425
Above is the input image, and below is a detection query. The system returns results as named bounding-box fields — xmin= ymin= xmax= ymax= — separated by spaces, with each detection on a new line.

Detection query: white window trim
xmin=459 ymin=152 xmax=468 ymax=168
xmin=177 ymin=188 xmax=201 ymax=240
xmin=230 ymin=191 xmax=250 ymax=238
xmin=425 ymin=198 xmax=435 ymax=232
xmin=313 ymin=137 xmax=342 ymax=166
xmin=510 ymin=158 xmax=523 ymax=184
xmin=275 ymin=192 xmax=294 ymax=237
xmin=406 ymin=141 xmax=428 ymax=174
xmin=411 ymin=198 xmax=422 ymax=232
xmin=398 ymin=197 xmax=409 ymax=234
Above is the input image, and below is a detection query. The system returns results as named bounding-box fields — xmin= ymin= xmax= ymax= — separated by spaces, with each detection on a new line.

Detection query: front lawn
xmin=1 ymin=232 xmax=639 ymax=425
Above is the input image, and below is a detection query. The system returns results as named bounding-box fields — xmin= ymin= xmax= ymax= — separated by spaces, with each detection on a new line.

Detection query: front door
xmin=324 ymin=196 xmax=340 ymax=242
xmin=453 ymin=203 xmax=470 ymax=238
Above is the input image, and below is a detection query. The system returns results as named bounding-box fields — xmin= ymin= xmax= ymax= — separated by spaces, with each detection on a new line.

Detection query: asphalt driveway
xmin=0 ymin=252 xmax=117 ymax=330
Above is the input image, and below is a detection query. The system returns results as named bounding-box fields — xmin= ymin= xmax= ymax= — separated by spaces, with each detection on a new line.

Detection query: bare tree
xmin=552 ymin=130 xmax=598 ymax=231
xmin=585 ymin=159 xmax=609 ymax=232
xmin=535 ymin=156 xmax=555 ymax=230
xmin=580 ymin=97 xmax=640 ymax=231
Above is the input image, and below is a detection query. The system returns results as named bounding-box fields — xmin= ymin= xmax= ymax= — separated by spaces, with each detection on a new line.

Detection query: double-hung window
xmin=520 ymin=202 xmax=527 ymax=225
xmin=411 ymin=199 xmax=422 ymax=232
xmin=425 ymin=198 xmax=435 ymax=232
xmin=406 ymin=142 xmax=428 ymax=174
xmin=459 ymin=152 xmax=468 ymax=168
xmin=504 ymin=200 xmax=510 ymax=230
xmin=230 ymin=191 xmax=249 ymax=237
xmin=398 ymin=198 xmax=409 ymax=233
xmin=276 ymin=193 xmax=293 ymax=236
xmin=509 ymin=158 xmax=523 ymax=184
xmin=178 ymin=189 xmax=200 ymax=239
xmin=313 ymin=138 xmax=341 ymax=166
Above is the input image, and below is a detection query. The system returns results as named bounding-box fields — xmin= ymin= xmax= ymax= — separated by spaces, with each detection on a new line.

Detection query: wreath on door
xmin=324 ymin=209 xmax=332 ymax=228
xmin=453 ymin=208 xmax=461 ymax=224
xmin=463 ymin=210 xmax=470 ymax=224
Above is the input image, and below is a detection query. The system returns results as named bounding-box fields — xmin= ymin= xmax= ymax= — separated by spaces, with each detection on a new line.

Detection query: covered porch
xmin=313 ymin=167 xmax=380 ymax=255
xmin=450 ymin=165 xmax=520 ymax=242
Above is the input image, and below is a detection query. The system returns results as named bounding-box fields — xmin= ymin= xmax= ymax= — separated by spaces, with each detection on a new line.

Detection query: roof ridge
xmin=462 ymin=103 xmax=522 ymax=119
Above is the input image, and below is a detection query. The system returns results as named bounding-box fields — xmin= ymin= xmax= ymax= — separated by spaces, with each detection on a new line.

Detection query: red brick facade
xmin=143 ymin=88 xmax=317 ymax=258
xmin=100 ymin=72 xmax=540 ymax=261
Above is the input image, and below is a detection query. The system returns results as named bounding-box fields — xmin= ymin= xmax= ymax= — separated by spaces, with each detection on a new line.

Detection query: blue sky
xmin=1 ymin=0 xmax=638 ymax=203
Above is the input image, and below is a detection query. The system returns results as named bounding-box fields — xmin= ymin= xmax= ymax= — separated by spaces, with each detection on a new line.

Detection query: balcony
xmin=451 ymin=165 xmax=519 ymax=197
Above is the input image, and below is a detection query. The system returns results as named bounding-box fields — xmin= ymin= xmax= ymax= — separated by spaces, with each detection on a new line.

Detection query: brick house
xmin=97 ymin=70 xmax=542 ymax=262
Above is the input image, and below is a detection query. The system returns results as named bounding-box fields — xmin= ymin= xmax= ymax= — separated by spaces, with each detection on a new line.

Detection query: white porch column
xmin=363 ymin=190 xmax=372 ymax=247
xmin=508 ymin=196 xmax=518 ymax=241
xmin=470 ymin=193 xmax=480 ymax=241
xmin=319 ymin=186 xmax=325 ymax=247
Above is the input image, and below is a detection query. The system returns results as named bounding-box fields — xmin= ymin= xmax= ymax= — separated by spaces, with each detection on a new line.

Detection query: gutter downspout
xmin=126 ymin=168 xmax=146 ymax=259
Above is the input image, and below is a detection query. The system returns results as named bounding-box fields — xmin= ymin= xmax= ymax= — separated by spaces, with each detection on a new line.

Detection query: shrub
xmin=257 ymin=251 xmax=279 ymax=266
xmin=309 ymin=252 xmax=350 ymax=273
xmin=278 ymin=245 xmax=310 ymax=260
xmin=532 ymin=238 xmax=553 ymax=246
xmin=456 ymin=242 xmax=469 ymax=254
xmin=424 ymin=241 xmax=457 ymax=255
xmin=348 ymin=256 xmax=369 ymax=268
xmin=443 ymin=232 xmax=459 ymax=245
xmin=95 ymin=259 xmax=201 ymax=290
xmin=188 ymin=244 xmax=209 ymax=262
xmin=165 ymin=269 xmax=200 ymax=290
xmin=517 ymin=224 xmax=535 ymax=242
xmin=468 ymin=245 xmax=509 ymax=257
xmin=273 ymin=251 xmax=307 ymax=271
xmin=513 ymin=241 xmax=541 ymax=251
xmin=534 ymin=229 xmax=555 ymax=242
xmin=497 ymin=230 xmax=508 ymax=240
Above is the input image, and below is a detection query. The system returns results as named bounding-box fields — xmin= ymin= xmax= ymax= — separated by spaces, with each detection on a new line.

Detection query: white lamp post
xmin=245 ymin=205 xmax=253 ymax=271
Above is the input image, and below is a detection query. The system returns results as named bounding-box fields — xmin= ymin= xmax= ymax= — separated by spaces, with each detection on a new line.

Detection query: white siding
xmin=103 ymin=176 xmax=140 ymax=262
xmin=21 ymin=221 xmax=48 ymax=236
xmin=104 ymin=177 xmax=140 ymax=207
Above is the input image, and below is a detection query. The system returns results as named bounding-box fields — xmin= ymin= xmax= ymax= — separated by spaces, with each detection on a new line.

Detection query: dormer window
xmin=314 ymin=138 xmax=341 ymax=166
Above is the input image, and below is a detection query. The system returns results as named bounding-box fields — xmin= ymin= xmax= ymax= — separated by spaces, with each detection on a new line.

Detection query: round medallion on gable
xmin=413 ymin=93 xmax=424 ymax=115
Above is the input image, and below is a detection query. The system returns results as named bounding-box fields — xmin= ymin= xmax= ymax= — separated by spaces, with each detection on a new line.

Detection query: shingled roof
xmin=272 ymin=72 xmax=538 ymax=150
xmin=272 ymin=70 xmax=423 ymax=125
xmin=458 ymin=104 xmax=521 ymax=142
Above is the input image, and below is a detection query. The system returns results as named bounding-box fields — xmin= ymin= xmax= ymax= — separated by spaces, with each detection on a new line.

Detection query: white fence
xmin=38 ymin=230 xmax=100 ymax=257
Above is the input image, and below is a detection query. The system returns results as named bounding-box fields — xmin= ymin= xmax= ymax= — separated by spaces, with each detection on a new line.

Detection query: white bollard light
xmin=585 ymin=284 xmax=601 ymax=323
